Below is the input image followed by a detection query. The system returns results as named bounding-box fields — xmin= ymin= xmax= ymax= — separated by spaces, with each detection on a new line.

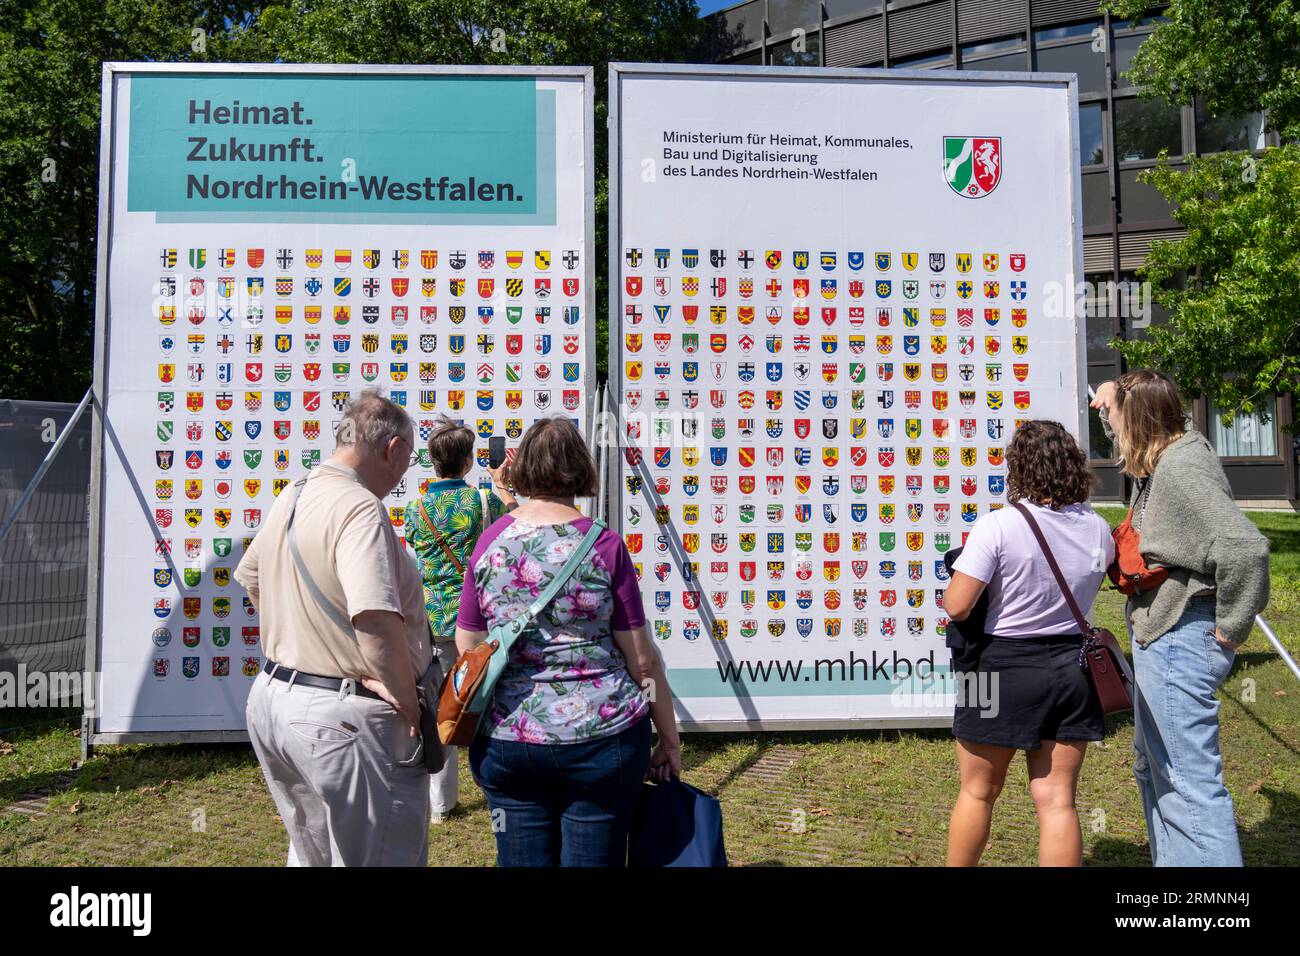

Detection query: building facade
xmin=702 ymin=0 xmax=1297 ymax=503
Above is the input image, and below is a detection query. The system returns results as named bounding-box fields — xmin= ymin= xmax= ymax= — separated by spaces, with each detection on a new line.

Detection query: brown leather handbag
xmin=1107 ymin=478 xmax=1168 ymax=596
xmin=1014 ymin=503 xmax=1135 ymax=715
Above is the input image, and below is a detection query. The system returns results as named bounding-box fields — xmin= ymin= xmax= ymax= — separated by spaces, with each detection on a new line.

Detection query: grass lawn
xmin=2 ymin=508 xmax=1297 ymax=866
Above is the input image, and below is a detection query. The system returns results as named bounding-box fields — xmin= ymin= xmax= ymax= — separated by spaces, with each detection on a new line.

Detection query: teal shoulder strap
xmin=491 ymin=518 xmax=607 ymax=652
xmin=467 ymin=518 xmax=607 ymax=719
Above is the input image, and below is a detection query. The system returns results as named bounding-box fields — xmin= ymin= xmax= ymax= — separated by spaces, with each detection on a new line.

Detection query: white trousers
xmin=428 ymin=641 xmax=459 ymax=814
xmin=246 ymin=669 xmax=430 ymax=866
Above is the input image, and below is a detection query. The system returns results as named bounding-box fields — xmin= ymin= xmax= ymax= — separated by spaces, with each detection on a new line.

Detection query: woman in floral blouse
xmin=403 ymin=419 xmax=515 ymax=821
xmin=454 ymin=417 xmax=680 ymax=867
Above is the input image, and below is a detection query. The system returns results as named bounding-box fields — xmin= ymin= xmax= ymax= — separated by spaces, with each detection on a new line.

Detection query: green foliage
xmin=1102 ymin=0 xmax=1300 ymax=141
xmin=1115 ymin=146 xmax=1300 ymax=417
xmin=0 ymin=0 xmax=707 ymax=401
xmin=0 ymin=0 xmax=269 ymax=401
xmin=1100 ymin=0 xmax=1300 ymax=419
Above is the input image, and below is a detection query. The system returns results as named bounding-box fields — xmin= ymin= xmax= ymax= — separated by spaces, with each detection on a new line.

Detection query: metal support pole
xmin=0 ymin=388 xmax=93 ymax=549
xmin=1256 ymin=615 xmax=1300 ymax=683
xmin=598 ymin=383 xmax=610 ymax=524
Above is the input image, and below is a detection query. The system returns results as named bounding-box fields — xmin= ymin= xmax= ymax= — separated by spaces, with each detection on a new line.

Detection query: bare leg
xmin=1026 ymin=740 xmax=1088 ymax=867
xmin=947 ymin=739 xmax=1016 ymax=866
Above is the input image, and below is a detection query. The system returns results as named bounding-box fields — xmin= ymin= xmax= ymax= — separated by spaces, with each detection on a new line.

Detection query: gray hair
xmin=335 ymin=390 xmax=412 ymax=457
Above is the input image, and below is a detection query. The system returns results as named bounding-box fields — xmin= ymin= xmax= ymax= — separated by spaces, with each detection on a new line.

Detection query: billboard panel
xmin=609 ymin=64 xmax=1084 ymax=729
xmin=88 ymin=64 xmax=594 ymax=738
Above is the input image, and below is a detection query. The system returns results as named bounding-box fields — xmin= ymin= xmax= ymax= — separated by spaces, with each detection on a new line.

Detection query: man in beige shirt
xmin=236 ymin=390 xmax=432 ymax=866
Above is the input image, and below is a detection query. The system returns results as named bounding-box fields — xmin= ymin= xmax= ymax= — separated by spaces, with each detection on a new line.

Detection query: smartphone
xmin=488 ymin=436 xmax=507 ymax=470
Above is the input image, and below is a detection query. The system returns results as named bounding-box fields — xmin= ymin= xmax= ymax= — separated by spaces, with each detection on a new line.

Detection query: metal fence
xmin=0 ymin=399 xmax=92 ymax=692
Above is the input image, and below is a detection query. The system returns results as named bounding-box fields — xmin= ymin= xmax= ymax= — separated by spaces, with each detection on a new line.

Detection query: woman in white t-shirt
xmin=942 ymin=420 xmax=1115 ymax=867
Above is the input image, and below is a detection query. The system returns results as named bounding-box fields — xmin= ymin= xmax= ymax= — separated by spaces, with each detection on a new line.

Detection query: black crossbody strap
xmin=1012 ymin=501 xmax=1092 ymax=636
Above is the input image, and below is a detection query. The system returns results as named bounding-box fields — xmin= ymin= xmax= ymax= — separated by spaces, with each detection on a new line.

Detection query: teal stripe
xmin=131 ymin=76 xmax=558 ymax=225
xmin=666 ymin=664 xmax=956 ymax=698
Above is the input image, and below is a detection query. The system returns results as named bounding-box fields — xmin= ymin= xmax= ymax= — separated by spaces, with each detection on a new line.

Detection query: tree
xmin=1100 ymin=0 xmax=1300 ymax=419
xmin=0 ymin=0 xmax=270 ymax=402
xmin=1104 ymin=0 xmax=1300 ymax=140
xmin=0 ymin=0 xmax=710 ymax=401
xmin=1116 ymin=149 xmax=1300 ymax=417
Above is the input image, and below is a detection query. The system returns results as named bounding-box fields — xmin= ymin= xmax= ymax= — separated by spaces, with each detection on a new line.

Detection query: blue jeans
xmin=1132 ymin=596 xmax=1242 ymax=866
xmin=469 ymin=717 xmax=652 ymax=867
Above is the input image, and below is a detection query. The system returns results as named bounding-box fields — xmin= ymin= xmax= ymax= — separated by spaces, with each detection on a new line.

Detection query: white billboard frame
xmin=83 ymin=62 xmax=596 ymax=753
xmin=607 ymin=62 xmax=1087 ymax=732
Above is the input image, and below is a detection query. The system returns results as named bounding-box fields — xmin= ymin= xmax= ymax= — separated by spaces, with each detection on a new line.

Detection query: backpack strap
xmin=1012 ymin=502 xmax=1092 ymax=636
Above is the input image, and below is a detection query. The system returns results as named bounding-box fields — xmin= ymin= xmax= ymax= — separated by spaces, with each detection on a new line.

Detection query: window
xmin=1114 ymin=97 xmax=1182 ymax=161
xmin=1034 ymin=36 xmax=1107 ymax=94
xmin=961 ymin=36 xmax=1022 ymax=58
xmin=1112 ymin=30 xmax=1156 ymax=88
xmin=722 ymin=0 xmax=765 ymax=50
xmin=1083 ymin=272 xmax=1120 ymax=363
xmin=767 ymin=33 xmax=820 ymax=66
xmin=1082 ymin=171 xmax=1111 ymax=228
xmin=1119 ymin=268 xmax=1180 ymax=340
xmin=1210 ymin=400 xmax=1278 ymax=457
xmin=891 ymin=50 xmax=952 ymax=69
xmin=1034 ymin=20 xmax=1100 ymax=44
xmin=1079 ymin=102 xmax=1105 ymax=166
xmin=1195 ymin=101 xmax=1267 ymax=153
xmin=1087 ymin=365 xmax=1119 ymax=460
xmin=961 ymin=49 xmax=1029 ymax=72
xmin=1119 ymin=167 xmax=1177 ymax=222
xmin=767 ymin=0 xmax=822 ymax=34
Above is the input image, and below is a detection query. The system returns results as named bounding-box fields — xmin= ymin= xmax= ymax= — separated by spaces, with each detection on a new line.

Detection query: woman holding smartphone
xmin=403 ymin=419 xmax=516 ymax=822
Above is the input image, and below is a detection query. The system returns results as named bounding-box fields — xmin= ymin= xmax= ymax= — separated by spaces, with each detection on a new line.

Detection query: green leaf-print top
xmin=403 ymin=479 xmax=505 ymax=641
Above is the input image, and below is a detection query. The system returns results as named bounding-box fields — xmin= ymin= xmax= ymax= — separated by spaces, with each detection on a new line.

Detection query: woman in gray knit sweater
xmin=1092 ymin=370 xmax=1270 ymax=867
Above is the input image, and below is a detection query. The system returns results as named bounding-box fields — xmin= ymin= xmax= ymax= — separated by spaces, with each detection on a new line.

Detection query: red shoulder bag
xmin=1107 ymin=477 xmax=1168 ymax=596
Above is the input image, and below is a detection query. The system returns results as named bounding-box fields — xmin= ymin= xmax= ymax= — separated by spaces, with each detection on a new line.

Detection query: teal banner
xmin=126 ymin=74 xmax=555 ymax=224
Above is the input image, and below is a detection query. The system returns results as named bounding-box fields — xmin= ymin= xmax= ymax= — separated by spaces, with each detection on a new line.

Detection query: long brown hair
xmin=1112 ymin=369 xmax=1186 ymax=478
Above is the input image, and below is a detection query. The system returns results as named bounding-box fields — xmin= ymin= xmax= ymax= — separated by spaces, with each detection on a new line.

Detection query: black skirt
xmin=951 ymin=633 xmax=1105 ymax=750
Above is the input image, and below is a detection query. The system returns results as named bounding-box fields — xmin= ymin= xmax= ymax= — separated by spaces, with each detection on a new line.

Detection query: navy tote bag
xmin=628 ymin=778 xmax=728 ymax=868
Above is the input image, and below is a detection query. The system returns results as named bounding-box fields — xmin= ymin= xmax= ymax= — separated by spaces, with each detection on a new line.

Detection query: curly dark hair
xmin=1005 ymin=420 xmax=1094 ymax=507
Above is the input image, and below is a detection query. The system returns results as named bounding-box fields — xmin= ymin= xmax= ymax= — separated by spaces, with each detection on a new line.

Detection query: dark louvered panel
xmin=825 ymin=16 xmax=887 ymax=65
xmin=1083 ymin=234 xmax=1113 ymax=273
xmin=1119 ymin=229 xmax=1184 ymax=270
xmin=1030 ymin=0 xmax=1104 ymax=28
xmin=958 ymin=0 xmax=1025 ymax=43
xmin=888 ymin=2 xmax=954 ymax=58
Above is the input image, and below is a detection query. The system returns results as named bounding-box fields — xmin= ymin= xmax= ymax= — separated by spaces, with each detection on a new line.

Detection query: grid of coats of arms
xmin=619 ymin=247 xmax=1031 ymax=643
xmin=147 ymin=245 xmax=582 ymax=681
